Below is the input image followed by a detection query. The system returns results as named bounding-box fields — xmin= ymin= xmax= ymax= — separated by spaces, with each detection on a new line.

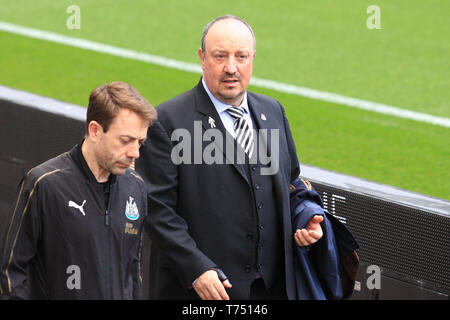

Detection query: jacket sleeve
xmin=278 ymin=101 xmax=301 ymax=183
xmin=0 ymin=174 xmax=42 ymax=300
xmin=289 ymin=178 xmax=342 ymax=299
xmin=135 ymin=120 xmax=216 ymax=289
xmin=289 ymin=178 xmax=360 ymax=299
xmin=132 ymin=187 xmax=148 ymax=300
xmin=278 ymin=101 xmax=360 ymax=299
xmin=132 ymin=230 xmax=145 ymax=300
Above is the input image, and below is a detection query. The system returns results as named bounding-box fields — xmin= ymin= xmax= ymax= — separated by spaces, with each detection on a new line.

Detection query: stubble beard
xmin=217 ymin=87 xmax=245 ymax=107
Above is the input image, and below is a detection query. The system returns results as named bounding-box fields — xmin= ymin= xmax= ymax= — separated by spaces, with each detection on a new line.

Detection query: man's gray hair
xmin=201 ymin=15 xmax=256 ymax=52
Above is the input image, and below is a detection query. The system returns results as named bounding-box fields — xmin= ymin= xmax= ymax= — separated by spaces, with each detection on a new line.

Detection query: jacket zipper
xmin=104 ymin=186 xmax=112 ymax=299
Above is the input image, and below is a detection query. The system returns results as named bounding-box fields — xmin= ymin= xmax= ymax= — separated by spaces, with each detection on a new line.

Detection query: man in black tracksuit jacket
xmin=0 ymin=82 xmax=156 ymax=299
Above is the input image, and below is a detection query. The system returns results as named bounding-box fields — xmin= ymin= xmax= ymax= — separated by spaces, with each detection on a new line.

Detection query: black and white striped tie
xmin=226 ymin=106 xmax=254 ymax=158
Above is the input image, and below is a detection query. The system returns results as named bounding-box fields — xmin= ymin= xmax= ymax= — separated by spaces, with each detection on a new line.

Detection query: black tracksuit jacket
xmin=0 ymin=142 xmax=147 ymax=299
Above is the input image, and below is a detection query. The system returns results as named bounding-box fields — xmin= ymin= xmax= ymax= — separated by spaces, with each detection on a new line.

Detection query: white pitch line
xmin=1 ymin=21 xmax=449 ymax=128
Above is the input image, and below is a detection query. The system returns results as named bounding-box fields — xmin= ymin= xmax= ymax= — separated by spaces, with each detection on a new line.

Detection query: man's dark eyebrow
xmin=120 ymin=135 xmax=147 ymax=142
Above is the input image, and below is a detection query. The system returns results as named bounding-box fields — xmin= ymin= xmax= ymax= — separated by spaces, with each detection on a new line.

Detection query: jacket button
xmin=251 ymin=166 xmax=257 ymax=171
xmin=257 ymin=264 xmax=262 ymax=271
xmin=259 ymin=224 xmax=264 ymax=230
xmin=257 ymin=203 xmax=263 ymax=210
xmin=246 ymin=233 xmax=254 ymax=240
xmin=245 ymin=265 xmax=251 ymax=273
xmin=254 ymin=184 xmax=260 ymax=190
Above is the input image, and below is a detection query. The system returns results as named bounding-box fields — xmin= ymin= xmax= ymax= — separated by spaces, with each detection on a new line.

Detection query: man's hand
xmin=294 ymin=215 xmax=324 ymax=247
xmin=193 ymin=269 xmax=232 ymax=300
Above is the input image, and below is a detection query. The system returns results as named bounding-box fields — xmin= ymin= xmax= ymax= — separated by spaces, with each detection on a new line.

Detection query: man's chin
xmin=217 ymin=90 xmax=245 ymax=106
xmin=111 ymin=166 xmax=128 ymax=176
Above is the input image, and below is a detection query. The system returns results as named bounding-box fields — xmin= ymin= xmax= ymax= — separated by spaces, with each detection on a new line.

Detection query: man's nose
xmin=127 ymin=142 xmax=140 ymax=159
xmin=224 ymin=57 xmax=237 ymax=74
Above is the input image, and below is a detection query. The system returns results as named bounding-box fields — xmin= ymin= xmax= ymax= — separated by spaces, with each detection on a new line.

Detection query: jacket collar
xmin=69 ymin=139 xmax=117 ymax=185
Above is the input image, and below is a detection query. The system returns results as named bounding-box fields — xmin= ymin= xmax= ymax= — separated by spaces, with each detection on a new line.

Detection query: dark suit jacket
xmin=136 ymin=79 xmax=302 ymax=299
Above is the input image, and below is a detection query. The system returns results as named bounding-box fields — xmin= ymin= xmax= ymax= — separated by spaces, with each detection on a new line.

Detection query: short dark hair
xmin=86 ymin=81 xmax=156 ymax=134
xmin=201 ymin=15 xmax=256 ymax=52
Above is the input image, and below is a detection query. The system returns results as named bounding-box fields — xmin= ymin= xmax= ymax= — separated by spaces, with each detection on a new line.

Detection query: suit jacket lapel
xmin=193 ymin=81 xmax=249 ymax=184
xmin=248 ymin=93 xmax=273 ymax=160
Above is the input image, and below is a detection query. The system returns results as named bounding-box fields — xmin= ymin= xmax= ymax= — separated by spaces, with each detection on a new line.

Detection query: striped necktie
xmin=226 ymin=106 xmax=254 ymax=158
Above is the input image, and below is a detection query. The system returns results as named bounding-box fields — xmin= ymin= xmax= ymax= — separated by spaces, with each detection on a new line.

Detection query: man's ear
xmin=198 ymin=48 xmax=206 ymax=70
xmin=87 ymin=120 xmax=103 ymax=142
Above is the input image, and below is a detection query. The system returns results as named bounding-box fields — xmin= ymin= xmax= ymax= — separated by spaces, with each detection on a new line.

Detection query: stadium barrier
xmin=0 ymin=85 xmax=448 ymax=300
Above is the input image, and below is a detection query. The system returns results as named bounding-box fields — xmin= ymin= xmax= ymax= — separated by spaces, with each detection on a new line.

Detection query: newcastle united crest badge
xmin=125 ymin=196 xmax=139 ymax=221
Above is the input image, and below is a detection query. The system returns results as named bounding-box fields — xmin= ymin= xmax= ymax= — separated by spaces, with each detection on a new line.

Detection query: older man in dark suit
xmin=136 ymin=15 xmax=324 ymax=300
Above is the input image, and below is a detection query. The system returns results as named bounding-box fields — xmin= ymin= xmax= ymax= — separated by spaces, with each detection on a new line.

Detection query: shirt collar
xmin=70 ymin=139 xmax=116 ymax=185
xmin=202 ymin=78 xmax=249 ymax=115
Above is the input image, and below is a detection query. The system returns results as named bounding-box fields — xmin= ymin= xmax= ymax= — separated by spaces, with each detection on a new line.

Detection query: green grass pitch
xmin=0 ymin=0 xmax=448 ymax=199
